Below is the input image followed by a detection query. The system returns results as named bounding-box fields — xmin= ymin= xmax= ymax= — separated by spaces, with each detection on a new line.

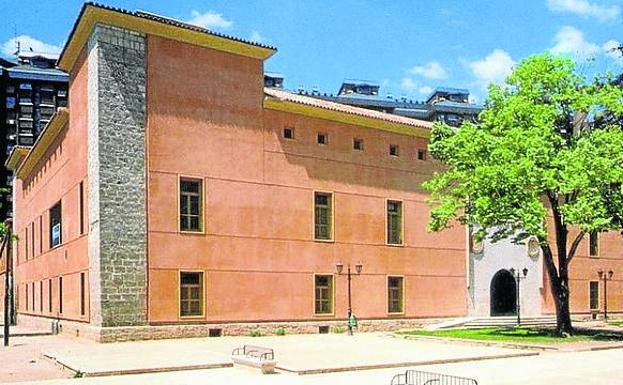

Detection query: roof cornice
xmin=10 ymin=109 xmax=69 ymax=180
xmin=58 ymin=3 xmax=276 ymax=72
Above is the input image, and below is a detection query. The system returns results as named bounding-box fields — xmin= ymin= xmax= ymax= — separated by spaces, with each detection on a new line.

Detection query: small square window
xmin=283 ymin=127 xmax=294 ymax=139
xmin=389 ymin=144 xmax=399 ymax=157
xmin=417 ymin=149 xmax=427 ymax=161
xmin=353 ymin=138 xmax=364 ymax=151
xmin=317 ymin=133 xmax=328 ymax=145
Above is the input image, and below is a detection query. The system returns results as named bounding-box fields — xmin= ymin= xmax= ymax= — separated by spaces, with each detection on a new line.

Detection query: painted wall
xmin=12 ymin=49 xmax=90 ymax=323
xmin=145 ymin=35 xmax=467 ymax=324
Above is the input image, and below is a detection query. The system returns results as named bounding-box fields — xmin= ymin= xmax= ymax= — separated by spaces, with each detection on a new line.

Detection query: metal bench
xmin=391 ymin=369 xmax=478 ymax=385
xmin=231 ymin=345 xmax=277 ymax=374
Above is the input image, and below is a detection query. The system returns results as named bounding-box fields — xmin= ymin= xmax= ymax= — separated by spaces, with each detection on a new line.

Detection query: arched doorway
xmin=490 ymin=269 xmax=517 ymax=316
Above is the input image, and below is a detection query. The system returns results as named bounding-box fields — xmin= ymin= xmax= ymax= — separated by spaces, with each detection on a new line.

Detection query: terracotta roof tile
xmin=264 ymin=88 xmax=432 ymax=129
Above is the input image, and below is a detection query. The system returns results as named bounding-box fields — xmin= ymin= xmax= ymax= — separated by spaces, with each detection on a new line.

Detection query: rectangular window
xmin=59 ymin=276 xmax=63 ymax=314
xmin=589 ymin=231 xmax=598 ymax=257
xmin=48 ymin=279 xmax=52 ymax=313
xmin=31 ymin=222 xmax=35 ymax=258
xmin=80 ymin=272 xmax=86 ymax=316
xmin=314 ymin=192 xmax=333 ymax=240
xmin=31 ymin=282 xmax=35 ymax=312
xmin=79 ymin=181 xmax=84 ymax=235
xmin=353 ymin=138 xmax=364 ymax=151
xmin=40 ymin=281 xmax=43 ymax=312
xmin=389 ymin=144 xmax=399 ymax=157
xmin=387 ymin=200 xmax=403 ymax=245
xmin=179 ymin=179 xmax=203 ymax=232
xmin=39 ymin=216 xmax=43 ymax=253
xmin=590 ymin=281 xmax=599 ymax=310
xmin=25 ymin=226 xmax=28 ymax=260
xmin=26 ymin=283 xmax=29 ymax=310
xmin=417 ymin=149 xmax=427 ymax=161
xmin=388 ymin=276 xmax=404 ymax=314
xmin=314 ymin=275 xmax=334 ymax=315
xmin=49 ymin=201 xmax=62 ymax=248
xmin=317 ymin=132 xmax=328 ymax=145
xmin=180 ymin=272 xmax=204 ymax=317
xmin=283 ymin=127 xmax=294 ymax=139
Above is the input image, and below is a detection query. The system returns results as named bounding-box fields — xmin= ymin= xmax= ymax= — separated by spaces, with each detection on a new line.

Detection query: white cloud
xmin=602 ymin=39 xmax=623 ymax=63
xmin=418 ymin=86 xmax=434 ymax=95
xmin=550 ymin=26 xmax=600 ymax=59
xmin=409 ymin=61 xmax=448 ymax=80
xmin=186 ymin=10 xmax=233 ymax=30
xmin=400 ymin=77 xmax=417 ymax=92
xmin=467 ymin=49 xmax=516 ymax=90
xmin=249 ymin=31 xmax=264 ymax=43
xmin=547 ymin=0 xmax=620 ymax=22
xmin=1 ymin=35 xmax=61 ymax=56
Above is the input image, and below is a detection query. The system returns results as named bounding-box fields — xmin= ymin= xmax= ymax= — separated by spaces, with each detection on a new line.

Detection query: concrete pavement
xmin=11 ymin=348 xmax=623 ymax=385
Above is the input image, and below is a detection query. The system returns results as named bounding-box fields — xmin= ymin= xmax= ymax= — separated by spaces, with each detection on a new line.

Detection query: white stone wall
xmin=468 ymin=233 xmax=543 ymax=317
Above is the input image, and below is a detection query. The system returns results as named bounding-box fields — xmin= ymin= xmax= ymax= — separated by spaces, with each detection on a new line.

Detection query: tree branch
xmin=566 ymin=231 xmax=585 ymax=265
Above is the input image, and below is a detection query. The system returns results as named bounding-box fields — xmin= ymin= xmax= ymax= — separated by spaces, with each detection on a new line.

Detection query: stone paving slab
xmin=43 ymin=332 xmax=537 ymax=377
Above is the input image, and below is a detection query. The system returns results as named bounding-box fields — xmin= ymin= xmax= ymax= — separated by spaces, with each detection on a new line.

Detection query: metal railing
xmin=391 ymin=370 xmax=478 ymax=385
xmin=232 ymin=345 xmax=274 ymax=361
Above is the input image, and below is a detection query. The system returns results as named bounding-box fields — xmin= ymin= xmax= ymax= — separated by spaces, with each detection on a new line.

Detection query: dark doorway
xmin=490 ymin=270 xmax=517 ymax=316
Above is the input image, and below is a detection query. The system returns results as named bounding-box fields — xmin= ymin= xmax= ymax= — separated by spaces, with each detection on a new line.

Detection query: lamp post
xmin=598 ymin=270 xmax=614 ymax=321
xmin=336 ymin=262 xmax=362 ymax=336
xmin=3 ymin=219 xmax=12 ymax=347
xmin=509 ymin=267 xmax=528 ymax=326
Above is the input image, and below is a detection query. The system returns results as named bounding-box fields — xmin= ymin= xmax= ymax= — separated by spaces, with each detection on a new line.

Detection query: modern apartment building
xmin=0 ymin=52 xmax=68 ymax=219
xmin=4 ymin=3 xmax=622 ymax=341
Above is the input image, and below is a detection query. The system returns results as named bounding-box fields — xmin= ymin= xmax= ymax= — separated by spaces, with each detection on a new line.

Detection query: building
xmin=0 ymin=52 xmax=68 ymax=219
xmin=263 ymin=74 xmax=482 ymax=127
xmin=4 ymin=3 xmax=622 ymax=341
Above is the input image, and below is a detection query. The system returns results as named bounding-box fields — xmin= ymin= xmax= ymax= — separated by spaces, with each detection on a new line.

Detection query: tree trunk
xmin=554 ymin=275 xmax=573 ymax=335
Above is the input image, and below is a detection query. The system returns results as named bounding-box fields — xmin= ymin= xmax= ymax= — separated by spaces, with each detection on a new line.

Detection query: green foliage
xmin=275 ymin=327 xmax=286 ymax=336
xmin=249 ymin=329 xmax=265 ymax=337
xmin=331 ymin=326 xmax=346 ymax=334
xmin=424 ymin=53 xmax=623 ymax=244
xmin=399 ymin=327 xmax=620 ymax=344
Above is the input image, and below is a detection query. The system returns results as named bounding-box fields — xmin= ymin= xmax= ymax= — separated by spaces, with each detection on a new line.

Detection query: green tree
xmin=424 ymin=53 xmax=623 ymax=335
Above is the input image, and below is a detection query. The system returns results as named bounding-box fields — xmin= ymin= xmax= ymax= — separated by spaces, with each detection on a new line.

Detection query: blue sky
xmin=1 ymin=0 xmax=622 ymax=102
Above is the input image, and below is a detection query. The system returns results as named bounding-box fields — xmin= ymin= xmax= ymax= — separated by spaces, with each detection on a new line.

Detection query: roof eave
xmin=13 ymin=109 xmax=69 ymax=180
xmin=58 ymin=3 xmax=276 ymax=72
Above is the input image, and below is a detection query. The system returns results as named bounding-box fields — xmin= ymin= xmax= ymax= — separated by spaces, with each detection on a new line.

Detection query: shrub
xmin=275 ymin=327 xmax=286 ymax=336
xmin=249 ymin=329 xmax=265 ymax=337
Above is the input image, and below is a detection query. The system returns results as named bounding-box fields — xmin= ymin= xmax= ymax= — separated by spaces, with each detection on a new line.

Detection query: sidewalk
xmin=42 ymin=333 xmax=535 ymax=377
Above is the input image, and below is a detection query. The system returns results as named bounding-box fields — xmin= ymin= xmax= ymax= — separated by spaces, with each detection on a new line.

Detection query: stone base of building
xmin=16 ymin=313 xmax=447 ymax=342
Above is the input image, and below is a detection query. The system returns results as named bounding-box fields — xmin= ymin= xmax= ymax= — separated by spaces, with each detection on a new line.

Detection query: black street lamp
xmin=598 ymin=270 xmax=614 ymax=321
xmin=336 ymin=262 xmax=362 ymax=336
xmin=509 ymin=267 xmax=528 ymax=326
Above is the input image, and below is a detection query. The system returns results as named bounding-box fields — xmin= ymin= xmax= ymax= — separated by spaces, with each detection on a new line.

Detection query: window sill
xmin=387 ymin=312 xmax=405 ymax=317
xmin=314 ymin=238 xmax=335 ymax=243
xmin=313 ymin=313 xmax=335 ymax=317
xmin=179 ymin=230 xmax=205 ymax=235
xmin=385 ymin=242 xmax=404 ymax=247
xmin=179 ymin=314 xmax=206 ymax=320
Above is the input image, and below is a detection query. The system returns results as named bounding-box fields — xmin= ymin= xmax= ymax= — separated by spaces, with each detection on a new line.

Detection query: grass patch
xmin=608 ymin=321 xmax=623 ymax=327
xmin=399 ymin=327 xmax=622 ymax=344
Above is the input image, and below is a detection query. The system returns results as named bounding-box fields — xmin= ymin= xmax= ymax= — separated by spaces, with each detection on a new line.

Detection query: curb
xmin=276 ymin=351 xmax=539 ymax=375
xmin=392 ymin=333 xmax=558 ymax=351
xmin=43 ymin=354 xmax=233 ymax=377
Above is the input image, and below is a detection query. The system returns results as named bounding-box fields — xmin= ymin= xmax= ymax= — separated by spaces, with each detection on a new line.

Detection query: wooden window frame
xmin=31 ymin=222 xmax=35 ymax=258
xmin=313 ymin=191 xmax=334 ymax=242
xmin=49 ymin=200 xmax=62 ymax=249
xmin=313 ymin=273 xmax=335 ymax=316
xmin=80 ymin=272 xmax=86 ymax=317
xmin=353 ymin=138 xmax=364 ymax=151
xmin=389 ymin=144 xmax=399 ymax=157
xmin=178 ymin=176 xmax=205 ymax=234
xmin=59 ymin=276 xmax=63 ymax=314
xmin=178 ymin=270 xmax=206 ymax=319
xmin=79 ymin=181 xmax=85 ymax=235
xmin=387 ymin=275 xmax=405 ymax=315
xmin=589 ymin=231 xmax=599 ymax=258
xmin=283 ymin=127 xmax=295 ymax=140
xmin=417 ymin=149 xmax=427 ymax=161
xmin=589 ymin=280 xmax=599 ymax=310
xmin=48 ymin=279 xmax=52 ymax=313
xmin=385 ymin=199 xmax=404 ymax=246
xmin=317 ymin=132 xmax=328 ymax=145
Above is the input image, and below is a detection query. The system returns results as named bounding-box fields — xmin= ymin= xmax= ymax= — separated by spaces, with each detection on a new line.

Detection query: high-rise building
xmin=0 ymin=51 xmax=69 ymax=219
